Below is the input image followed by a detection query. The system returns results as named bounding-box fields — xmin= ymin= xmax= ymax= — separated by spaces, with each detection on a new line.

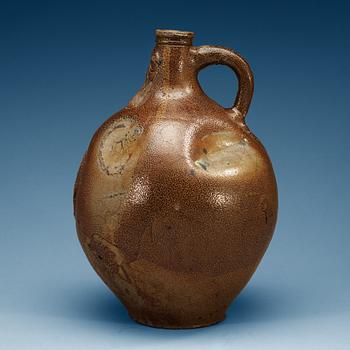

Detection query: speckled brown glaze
xmin=73 ymin=29 xmax=278 ymax=329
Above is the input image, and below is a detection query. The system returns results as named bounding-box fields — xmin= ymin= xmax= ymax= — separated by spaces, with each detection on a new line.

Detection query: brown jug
xmin=74 ymin=29 xmax=278 ymax=329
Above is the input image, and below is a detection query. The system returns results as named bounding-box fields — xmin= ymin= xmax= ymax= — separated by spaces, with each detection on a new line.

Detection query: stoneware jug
xmin=74 ymin=29 xmax=278 ymax=329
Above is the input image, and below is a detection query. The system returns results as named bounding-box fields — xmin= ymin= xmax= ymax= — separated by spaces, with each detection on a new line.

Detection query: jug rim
xmin=156 ymin=29 xmax=194 ymax=46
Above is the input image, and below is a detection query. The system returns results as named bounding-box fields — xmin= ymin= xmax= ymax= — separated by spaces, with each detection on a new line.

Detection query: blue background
xmin=1 ymin=0 xmax=349 ymax=349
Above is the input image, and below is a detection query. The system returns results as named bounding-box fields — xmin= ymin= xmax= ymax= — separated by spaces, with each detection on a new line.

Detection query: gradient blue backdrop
xmin=1 ymin=1 xmax=349 ymax=349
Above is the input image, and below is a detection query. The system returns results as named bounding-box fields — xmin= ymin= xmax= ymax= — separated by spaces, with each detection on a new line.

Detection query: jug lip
xmin=156 ymin=29 xmax=194 ymax=46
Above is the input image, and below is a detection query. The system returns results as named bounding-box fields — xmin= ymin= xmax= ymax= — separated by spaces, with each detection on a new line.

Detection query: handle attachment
xmin=191 ymin=45 xmax=254 ymax=118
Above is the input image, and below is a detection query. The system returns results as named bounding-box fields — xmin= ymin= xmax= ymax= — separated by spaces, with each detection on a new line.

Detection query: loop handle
xmin=191 ymin=45 xmax=254 ymax=118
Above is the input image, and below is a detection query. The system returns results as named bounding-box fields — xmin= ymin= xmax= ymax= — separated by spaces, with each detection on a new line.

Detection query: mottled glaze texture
xmin=73 ymin=29 xmax=278 ymax=329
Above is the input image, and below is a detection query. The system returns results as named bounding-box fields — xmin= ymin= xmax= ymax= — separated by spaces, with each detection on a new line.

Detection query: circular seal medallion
xmin=98 ymin=116 xmax=143 ymax=175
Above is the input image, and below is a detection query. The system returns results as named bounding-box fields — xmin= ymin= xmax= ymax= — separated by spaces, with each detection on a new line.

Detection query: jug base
xmin=129 ymin=311 xmax=226 ymax=329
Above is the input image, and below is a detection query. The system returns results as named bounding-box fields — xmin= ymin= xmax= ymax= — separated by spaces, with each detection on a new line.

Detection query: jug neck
xmin=128 ymin=30 xmax=200 ymax=108
xmin=148 ymin=30 xmax=196 ymax=89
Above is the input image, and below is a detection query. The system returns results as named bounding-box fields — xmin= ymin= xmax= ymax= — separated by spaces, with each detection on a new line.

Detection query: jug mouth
xmin=156 ymin=29 xmax=194 ymax=46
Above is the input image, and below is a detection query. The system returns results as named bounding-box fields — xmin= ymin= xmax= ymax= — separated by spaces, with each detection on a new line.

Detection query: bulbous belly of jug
xmin=73 ymin=110 xmax=277 ymax=329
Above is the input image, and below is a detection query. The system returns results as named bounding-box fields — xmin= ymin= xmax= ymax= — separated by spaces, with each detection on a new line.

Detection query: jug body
xmin=74 ymin=29 xmax=278 ymax=328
